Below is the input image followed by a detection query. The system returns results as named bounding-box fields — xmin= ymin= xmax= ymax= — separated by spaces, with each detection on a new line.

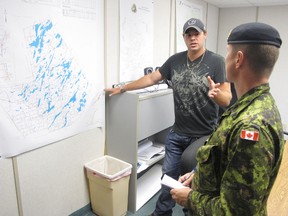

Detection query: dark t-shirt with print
xmin=159 ymin=50 xmax=226 ymax=136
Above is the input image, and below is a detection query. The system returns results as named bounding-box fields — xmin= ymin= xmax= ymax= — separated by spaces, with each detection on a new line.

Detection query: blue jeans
xmin=153 ymin=129 xmax=198 ymax=216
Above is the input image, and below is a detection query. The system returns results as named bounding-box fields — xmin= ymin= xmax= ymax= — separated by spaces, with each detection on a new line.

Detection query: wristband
xmin=120 ymin=85 xmax=126 ymax=93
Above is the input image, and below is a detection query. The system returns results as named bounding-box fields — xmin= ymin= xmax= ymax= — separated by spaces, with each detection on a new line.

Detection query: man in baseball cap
xmin=106 ymin=16 xmax=232 ymax=216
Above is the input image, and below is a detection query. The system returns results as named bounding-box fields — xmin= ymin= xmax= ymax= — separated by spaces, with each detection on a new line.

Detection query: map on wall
xmin=0 ymin=0 xmax=105 ymax=158
xmin=176 ymin=0 xmax=203 ymax=52
xmin=119 ymin=0 xmax=154 ymax=82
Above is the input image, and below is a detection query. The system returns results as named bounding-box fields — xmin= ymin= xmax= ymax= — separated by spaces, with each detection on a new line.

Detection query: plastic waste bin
xmin=85 ymin=155 xmax=132 ymax=216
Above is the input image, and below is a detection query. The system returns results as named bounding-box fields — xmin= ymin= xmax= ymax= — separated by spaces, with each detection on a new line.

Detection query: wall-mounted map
xmin=119 ymin=0 xmax=153 ymax=82
xmin=0 ymin=0 xmax=104 ymax=158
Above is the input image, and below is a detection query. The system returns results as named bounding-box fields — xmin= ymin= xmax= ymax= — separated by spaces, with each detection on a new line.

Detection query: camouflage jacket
xmin=188 ymin=83 xmax=284 ymax=216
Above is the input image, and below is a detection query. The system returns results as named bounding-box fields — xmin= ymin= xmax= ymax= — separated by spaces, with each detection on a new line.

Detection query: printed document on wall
xmin=120 ymin=0 xmax=154 ymax=82
xmin=176 ymin=0 xmax=203 ymax=52
xmin=0 ymin=0 xmax=105 ymax=157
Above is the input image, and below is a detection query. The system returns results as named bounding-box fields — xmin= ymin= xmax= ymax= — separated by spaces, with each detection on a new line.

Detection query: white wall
xmin=14 ymin=129 xmax=104 ymax=216
xmin=105 ymin=0 xmax=120 ymax=88
xmin=1 ymin=128 xmax=104 ymax=216
xmin=0 ymin=159 xmax=18 ymax=216
xmin=12 ymin=129 xmax=104 ymax=216
xmin=217 ymin=7 xmax=258 ymax=56
xmin=206 ymin=3 xmax=220 ymax=52
xmin=218 ymin=5 xmax=288 ymax=131
xmin=258 ymin=5 xmax=288 ymax=132
xmin=153 ymin=0 xmax=172 ymax=67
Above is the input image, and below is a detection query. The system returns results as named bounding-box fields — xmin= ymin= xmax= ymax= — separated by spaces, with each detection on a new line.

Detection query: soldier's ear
xmin=235 ymin=51 xmax=244 ymax=69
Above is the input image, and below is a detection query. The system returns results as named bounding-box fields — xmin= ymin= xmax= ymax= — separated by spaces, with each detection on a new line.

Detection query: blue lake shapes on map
xmin=2 ymin=20 xmax=92 ymax=136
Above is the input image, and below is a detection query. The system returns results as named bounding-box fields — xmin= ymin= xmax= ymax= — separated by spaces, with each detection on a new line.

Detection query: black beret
xmin=227 ymin=22 xmax=282 ymax=48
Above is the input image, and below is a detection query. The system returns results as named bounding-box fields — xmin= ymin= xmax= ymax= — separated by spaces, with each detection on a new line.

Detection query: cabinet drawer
xmin=137 ymin=92 xmax=174 ymax=141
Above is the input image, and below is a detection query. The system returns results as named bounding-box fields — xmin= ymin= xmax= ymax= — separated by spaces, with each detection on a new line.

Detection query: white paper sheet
xmin=161 ymin=174 xmax=188 ymax=189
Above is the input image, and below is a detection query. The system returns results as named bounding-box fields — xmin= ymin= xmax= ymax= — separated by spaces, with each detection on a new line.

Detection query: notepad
xmin=161 ymin=174 xmax=188 ymax=189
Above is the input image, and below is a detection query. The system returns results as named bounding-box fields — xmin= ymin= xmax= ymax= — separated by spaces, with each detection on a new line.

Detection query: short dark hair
xmin=231 ymin=44 xmax=279 ymax=77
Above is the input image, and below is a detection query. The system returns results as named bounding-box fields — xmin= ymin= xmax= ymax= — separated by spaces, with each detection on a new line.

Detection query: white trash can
xmin=84 ymin=155 xmax=132 ymax=216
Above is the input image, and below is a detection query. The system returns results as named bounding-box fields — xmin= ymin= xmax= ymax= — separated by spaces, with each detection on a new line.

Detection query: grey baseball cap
xmin=183 ymin=18 xmax=206 ymax=34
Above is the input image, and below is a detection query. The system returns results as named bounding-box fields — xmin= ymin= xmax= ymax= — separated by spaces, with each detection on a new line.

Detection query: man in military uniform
xmin=170 ymin=22 xmax=285 ymax=215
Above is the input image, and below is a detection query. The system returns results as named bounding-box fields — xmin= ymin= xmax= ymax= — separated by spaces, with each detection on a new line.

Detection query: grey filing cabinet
xmin=106 ymin=89 xmax=174 ymax=213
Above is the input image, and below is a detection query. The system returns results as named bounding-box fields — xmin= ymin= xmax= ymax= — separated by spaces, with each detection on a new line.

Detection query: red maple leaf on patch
xmin=247 ymin=133 xmax=253 ymax=138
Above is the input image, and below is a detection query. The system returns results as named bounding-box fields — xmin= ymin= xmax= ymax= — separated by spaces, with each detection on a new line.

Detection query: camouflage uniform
xmin=188 ymin=83 xmax=284 ymax=216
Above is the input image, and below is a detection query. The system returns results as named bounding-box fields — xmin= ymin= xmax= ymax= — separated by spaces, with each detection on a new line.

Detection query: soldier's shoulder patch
xmin=240 ymin=129 xmax=259 ymax=141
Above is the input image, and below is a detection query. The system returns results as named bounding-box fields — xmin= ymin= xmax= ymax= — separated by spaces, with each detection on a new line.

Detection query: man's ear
xmin=203 ymin=31 xmax=207 ymax=39
xmin=235 ymin=51 xmax=244 ymax=69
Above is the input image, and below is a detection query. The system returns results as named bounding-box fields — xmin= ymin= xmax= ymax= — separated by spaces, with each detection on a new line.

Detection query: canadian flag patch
xmin=240 ymin=130 xmax=259 ymax=141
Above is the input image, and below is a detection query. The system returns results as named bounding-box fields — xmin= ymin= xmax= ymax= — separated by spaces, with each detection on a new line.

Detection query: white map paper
xmin=119 ymin=0 xmax=154 ymax=82
xmin=0 ymin=0 xmax=104 ymax=157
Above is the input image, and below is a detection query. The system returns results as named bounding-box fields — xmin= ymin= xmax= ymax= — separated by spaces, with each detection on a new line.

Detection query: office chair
xmin=180 ymin=135 xmax=210 ymax=175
